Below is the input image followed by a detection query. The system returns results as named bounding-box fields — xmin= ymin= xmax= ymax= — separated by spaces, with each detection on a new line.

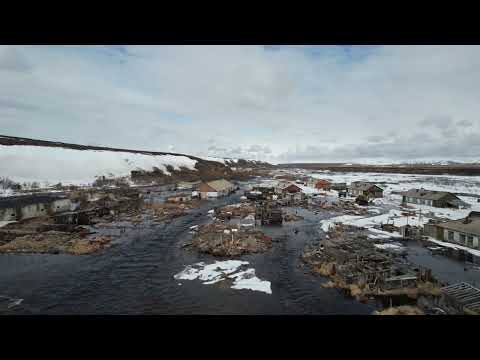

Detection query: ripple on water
xmin=0 ymin=295 xmax=23 ymax=312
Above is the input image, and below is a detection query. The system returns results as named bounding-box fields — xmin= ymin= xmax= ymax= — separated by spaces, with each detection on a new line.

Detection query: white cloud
xmin=1 ymin=45 xmax=480 ymax=163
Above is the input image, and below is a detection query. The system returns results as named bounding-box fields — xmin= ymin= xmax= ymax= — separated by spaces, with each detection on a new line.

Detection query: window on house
xmin=448 ymin=231 xmax=454 ymax=241
xmin=467 ymin=236 xmax=474 ymax=247
xmin=459 ymin=233 xmax=466 ymax=244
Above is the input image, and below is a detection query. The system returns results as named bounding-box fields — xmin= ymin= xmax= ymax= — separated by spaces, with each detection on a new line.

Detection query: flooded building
xmin=281 ymin=184 xmax=305 ymax=203
xmin=198 ymin=179 xmax=235 ymax=199
xmin=0 ymin=194 xmax=74 ymax=222
xmin=401 ymin=189 xmax=463 ymax=208
xmin=435 ymin=211 xmax=480 ymax=250
xmin=314 ymin=180 xmax=332 ymax=190
xmin=348 ymin=182 xmax=383 ymax=199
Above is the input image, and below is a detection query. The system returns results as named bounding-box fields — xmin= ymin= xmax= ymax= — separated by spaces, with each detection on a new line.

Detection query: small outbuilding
xmin=314 ymin=180 xmax=332 ymax=190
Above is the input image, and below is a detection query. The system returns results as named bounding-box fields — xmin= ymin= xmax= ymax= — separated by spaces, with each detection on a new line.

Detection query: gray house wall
xmin=442 ymin=228 xmax=480 ymax=250
xmin=0 ymin=198 xmax=73 ymax=221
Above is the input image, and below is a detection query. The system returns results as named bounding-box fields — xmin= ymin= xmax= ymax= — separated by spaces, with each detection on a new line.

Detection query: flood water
xmin=0 ymin=191 xmax=376 ymax=315
xmin=2 ymin=188 xmax=477 ymax=315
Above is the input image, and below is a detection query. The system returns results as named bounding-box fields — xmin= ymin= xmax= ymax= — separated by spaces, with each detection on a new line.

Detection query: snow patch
xmin=174 ymin=260 xmax=271 ymax=294
xmin=374 ymin=243 xmax=405 ymax=251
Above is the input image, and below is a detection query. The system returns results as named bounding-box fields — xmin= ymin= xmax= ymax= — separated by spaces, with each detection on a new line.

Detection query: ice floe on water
xmin=174 ymin=260 xmax=272 ymax=294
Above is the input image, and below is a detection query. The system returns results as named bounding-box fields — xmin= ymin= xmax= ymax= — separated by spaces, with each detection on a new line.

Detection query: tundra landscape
xmin=1 ymin=45 xmax=480 ymax=315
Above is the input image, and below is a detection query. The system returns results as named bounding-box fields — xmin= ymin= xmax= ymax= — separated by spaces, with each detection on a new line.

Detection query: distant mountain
xmin=277 ymin=161 xmax=480 ymax=175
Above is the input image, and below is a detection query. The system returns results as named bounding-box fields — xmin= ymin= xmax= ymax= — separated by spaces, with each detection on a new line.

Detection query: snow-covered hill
xmin=0 ymin=144 xmax=199 ymax=184
xmin=0 ymin=135 xmax=236 ymax=187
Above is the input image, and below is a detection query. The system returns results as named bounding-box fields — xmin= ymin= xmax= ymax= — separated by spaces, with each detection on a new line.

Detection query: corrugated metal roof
xmin=349 ymin=182 xmax=383 ymax=192
xmin=437 ymin=216 xmax=480 ymax=236
xmin=205 ymin=179 xmax=234 ymax=192
xmin=402 ymin=188 xmax=459 ymax=201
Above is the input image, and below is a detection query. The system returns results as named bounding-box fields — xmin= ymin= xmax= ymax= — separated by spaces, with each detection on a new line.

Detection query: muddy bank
xmin=373 ymin=305 xmax=424 ymax=315
xmin=283 ymin=213 xmax=304 ymax=222
xmin=0 ymin=231 xmax=111 ymax=255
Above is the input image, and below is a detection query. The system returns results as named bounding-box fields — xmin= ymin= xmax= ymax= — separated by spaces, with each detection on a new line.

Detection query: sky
xmin=1 ymin=45 xmax=480 ymax=164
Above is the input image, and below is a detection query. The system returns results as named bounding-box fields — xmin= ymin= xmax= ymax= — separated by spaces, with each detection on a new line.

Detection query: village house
xmin=401 ymin=189 xmax=464 ymax=208
xmin=280 ymin=183 xmax=305 ymax=203
xmin=433 ymin=211 xmax=480 ymax=250
xmin=274 ymin=181 xmax=292 ymax=195
xmin=348 ymin=182 xmax=383 ymax=199
xmin=0 ymin=194 xmax=74 ymax=222
xmin=198 ymin=179 xmax=235 ymax=199
xmin=330 ymin=182 xmax=347 ymax=191
xmin=314 ymin=179 xmax=332 ymax=190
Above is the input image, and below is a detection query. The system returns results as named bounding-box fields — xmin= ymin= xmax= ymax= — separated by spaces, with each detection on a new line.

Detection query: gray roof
xmin=206 ymin=179 xmax=234 ymax=192
xmin=437 ymin=214 xmax=480 ymax=236
xmin=349 ymin=182 xmax=383 ymax=192
xmin=402 ymin=188 xmax=459 ymax=201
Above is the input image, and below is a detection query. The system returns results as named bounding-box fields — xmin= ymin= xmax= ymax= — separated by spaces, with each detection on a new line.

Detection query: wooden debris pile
xmin=191 ymin=223 xmax=272 ymax=256
xmin=302 ymin=223 xmax=440 ymax=307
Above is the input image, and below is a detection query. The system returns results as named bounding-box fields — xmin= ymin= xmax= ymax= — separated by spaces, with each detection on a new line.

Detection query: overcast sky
xmin=1 ymin=45 xmax=479 ymax=164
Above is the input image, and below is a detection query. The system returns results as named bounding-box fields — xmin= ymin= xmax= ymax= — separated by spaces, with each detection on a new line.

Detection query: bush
xmin=93 ymin=176 xmax=130 ymax=188
xmin=0 ymin=177 xmax=21 ymax=191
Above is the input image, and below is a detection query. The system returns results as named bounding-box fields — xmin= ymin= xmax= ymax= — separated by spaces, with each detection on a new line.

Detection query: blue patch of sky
xmin=264 ymin=45 xmax=380 ymax=64
xmin=160 ymin=111 xmax=192 ymax=124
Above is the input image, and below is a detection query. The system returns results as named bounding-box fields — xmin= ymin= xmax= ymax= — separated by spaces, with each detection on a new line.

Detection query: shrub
xmin=0 ymin=177 xmax=21 ymax=191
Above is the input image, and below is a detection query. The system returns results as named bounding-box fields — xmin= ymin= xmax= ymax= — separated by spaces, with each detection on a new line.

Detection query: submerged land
xmin=1 ymin=135 xmax=480 ymax=315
